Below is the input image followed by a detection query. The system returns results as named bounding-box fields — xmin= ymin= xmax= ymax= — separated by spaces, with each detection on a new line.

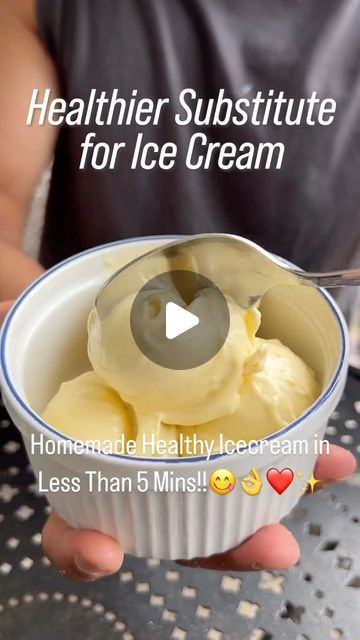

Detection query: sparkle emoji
xmin=240 ymin=468 xmax=263 ymax=496
xmin=306 ymin=472 xmax=321 ymax=493
xmin=209 ymin=469 xmax=236 ymax=495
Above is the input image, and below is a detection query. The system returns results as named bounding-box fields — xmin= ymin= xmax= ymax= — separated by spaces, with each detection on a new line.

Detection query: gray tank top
xmin=36 ymin=0 xmax=360 ymax=271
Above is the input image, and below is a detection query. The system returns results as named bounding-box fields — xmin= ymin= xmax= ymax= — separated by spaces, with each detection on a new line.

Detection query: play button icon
xmin=165 ymin=302 xmax=199 ymax=340
xmin=130 ymin=270 xmax=230 ymax=370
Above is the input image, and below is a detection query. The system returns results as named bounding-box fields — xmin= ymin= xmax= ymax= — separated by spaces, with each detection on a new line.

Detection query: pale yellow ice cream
xmin=180 ymin=336 xmax=319 ymax=452
xmin=88 ymin=293 xmax=260 ymax=426
xmin=42 ymin=282 xmax=319 ymax=456
xmin=42 ymin=372 xmax=133 ymax=450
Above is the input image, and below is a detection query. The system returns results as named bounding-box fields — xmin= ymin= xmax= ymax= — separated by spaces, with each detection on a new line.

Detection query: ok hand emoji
xmin=241 ymin=468 xmax=263 ymax=496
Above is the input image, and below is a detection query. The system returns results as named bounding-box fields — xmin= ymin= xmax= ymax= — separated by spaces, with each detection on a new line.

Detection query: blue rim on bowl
xmin=0 ymin=235 xmax=348 ymax=464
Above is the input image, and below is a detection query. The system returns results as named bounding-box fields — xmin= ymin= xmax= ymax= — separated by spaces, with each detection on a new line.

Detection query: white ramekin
xmin=0 ymin=236 xmax=349 ymax=559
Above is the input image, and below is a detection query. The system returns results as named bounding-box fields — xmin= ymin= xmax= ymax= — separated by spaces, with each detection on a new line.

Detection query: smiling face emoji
xmin=209 ymin=469 xmax=236 ymax=495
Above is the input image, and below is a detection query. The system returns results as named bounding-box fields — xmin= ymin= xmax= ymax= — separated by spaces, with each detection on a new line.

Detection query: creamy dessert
xmin=42 ymin=277 xmax=319 ymax=455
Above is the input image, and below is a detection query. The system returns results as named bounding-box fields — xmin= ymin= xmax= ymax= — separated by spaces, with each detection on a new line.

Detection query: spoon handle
xmin=293 ymin=268 xmax=360 ymax=288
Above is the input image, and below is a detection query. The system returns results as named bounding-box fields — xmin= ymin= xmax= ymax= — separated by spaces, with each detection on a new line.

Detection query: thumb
xmin=42 ymin=512 xmax=124 ymax=581
xmin=0 ymin=300 xmax=14 ymax=325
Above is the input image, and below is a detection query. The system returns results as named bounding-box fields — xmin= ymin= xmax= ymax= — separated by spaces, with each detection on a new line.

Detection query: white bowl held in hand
xmin=0 ymin=236 xmax=349 ymax=559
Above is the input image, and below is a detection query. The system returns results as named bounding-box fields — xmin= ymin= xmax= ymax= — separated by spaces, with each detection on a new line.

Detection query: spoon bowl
xmin=96 ymin=233 xmax=360 ymax=319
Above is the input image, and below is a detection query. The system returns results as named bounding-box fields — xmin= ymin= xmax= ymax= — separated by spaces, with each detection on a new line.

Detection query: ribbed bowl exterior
xmin=22 ymin=425 xmax=322 ymax=560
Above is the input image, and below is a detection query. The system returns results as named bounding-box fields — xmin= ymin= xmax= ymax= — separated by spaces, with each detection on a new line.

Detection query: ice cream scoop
xmin=88 ymin=293 xmax=261 ymax=426
xmin=96 ymin=234 xmax=360 ymax=318
xmin=87 ymin=293 xmax=319 ymax=450
xmin=42 ymin=372 xmax=134 ymax=449
xmin=180 ymin=336 xmax=319 ymax=451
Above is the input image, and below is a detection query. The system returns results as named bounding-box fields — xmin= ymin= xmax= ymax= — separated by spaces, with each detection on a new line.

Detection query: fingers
xmin=0 ymin=300 xmax=14 ymax=325
xmin=241 ymin=467 xmax=263 ymax=496
xmin=41 ymin=446 xmax=356 ymax=580
xmin=179 ymin=523 xmax=300 ymax=571
xmin=181 ymin=445 xmax=356 ymax=573
xmin=242 ymin=468 xmax=259 ymax=484
xmin=42 ymin=511 xmax=124 ymax=581
xmin=314 ymin=444 xmax=357 ymax=483
xmin=252 ymin=468 xmax=261 ymax=482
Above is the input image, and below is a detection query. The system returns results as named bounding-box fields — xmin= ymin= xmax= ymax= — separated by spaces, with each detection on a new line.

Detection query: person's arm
xmin=0 ymin=0 xmax=125 ymax=581
xmin=0 ymin=0 xmax=59 ymax=299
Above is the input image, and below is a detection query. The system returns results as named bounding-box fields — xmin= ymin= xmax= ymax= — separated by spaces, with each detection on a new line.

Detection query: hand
xmin=0 ymin=300 xmax=14 ymax=323
xmin=42 ymin=444 xmax=356 ymax=579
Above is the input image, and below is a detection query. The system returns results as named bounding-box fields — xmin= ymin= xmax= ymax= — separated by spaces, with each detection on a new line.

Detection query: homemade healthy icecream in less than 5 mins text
xmin=42 ymin=266 xmax=319 ymax=455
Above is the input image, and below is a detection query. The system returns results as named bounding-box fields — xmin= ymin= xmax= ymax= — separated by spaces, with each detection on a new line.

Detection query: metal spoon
xmin=96 ymin=234 xmax=360 ymax=319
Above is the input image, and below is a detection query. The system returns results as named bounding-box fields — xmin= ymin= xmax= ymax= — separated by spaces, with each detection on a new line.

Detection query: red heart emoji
xmin=266 ymin=468 xmax=294 ymax=495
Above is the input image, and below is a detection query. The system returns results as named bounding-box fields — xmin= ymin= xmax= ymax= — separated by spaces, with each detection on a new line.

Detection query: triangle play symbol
xmin=165 ymin=302 xmax=199 ymax=340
